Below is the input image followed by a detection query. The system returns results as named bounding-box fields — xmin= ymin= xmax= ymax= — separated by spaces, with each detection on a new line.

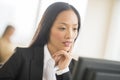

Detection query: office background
xmin=0 ymin=0 xmax=120 ymax=61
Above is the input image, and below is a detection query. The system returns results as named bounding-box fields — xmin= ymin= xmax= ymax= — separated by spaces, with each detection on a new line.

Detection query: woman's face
xmin=48 ymin=10 xmax=78 ymax=52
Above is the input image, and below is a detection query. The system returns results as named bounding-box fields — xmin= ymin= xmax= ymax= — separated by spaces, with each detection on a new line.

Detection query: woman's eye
xmin=73 ymin=28 xmax=78 ymax=31
xmin=58 ymin=27 xmax=66 ymax=31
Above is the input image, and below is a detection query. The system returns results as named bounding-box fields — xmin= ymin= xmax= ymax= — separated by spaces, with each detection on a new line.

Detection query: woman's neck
xmin=47 ymin=43 xmax=58 ymax=56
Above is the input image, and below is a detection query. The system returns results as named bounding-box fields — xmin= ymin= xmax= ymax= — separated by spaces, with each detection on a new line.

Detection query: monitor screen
xmin=72 ymin=57 xmax=120 ymax=80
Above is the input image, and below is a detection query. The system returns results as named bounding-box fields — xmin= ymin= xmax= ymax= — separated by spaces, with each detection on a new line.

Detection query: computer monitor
xmin=72 ymin=57 xmax=120 ymax=80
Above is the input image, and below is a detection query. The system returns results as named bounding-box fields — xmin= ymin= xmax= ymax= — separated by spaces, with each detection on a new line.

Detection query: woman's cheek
xmin=53 ymin=32 xmax=64 ymax=40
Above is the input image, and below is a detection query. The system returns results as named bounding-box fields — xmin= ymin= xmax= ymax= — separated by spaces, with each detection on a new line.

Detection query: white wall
xmin=104 ymin=0 xmax=120 ymax=61
xmin=0 ymin=1 xmax=15 ymax=37
xmin=0 ymin=0 xmax=40 ymax=47
xmin=73 ymin=0 xmax=114 ymax=59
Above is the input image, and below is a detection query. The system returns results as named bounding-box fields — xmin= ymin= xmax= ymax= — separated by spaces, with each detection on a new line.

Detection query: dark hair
xmin=2 ymin=25 xmax=15 ymax=37
xmin=30 ymin=2 xmax=81 ymax=47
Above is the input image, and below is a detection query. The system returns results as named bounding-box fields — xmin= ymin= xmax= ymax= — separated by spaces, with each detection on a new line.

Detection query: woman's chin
xmin=62 ymin=47 xmax=71 ymax=52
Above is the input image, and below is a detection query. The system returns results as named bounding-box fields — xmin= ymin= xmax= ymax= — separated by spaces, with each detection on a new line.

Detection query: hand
xmin=52 ymin=50 xmax=72 ymax=70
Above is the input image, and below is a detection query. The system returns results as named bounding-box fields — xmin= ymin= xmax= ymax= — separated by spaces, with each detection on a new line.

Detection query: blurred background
xmin=0 ymin=0 xmax=120 ymax=61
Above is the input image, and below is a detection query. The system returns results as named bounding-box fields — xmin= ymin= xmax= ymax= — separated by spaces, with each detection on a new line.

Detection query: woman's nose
xmin=65 ymin=29 xmax=73 ymax=39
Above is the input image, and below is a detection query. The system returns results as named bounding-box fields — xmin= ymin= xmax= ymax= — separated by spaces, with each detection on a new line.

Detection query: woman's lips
xmin=63 ymin=41 xmax=72 ymax=47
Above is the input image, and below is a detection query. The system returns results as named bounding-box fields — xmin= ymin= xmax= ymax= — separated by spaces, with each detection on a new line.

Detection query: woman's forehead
xmin=54 ymin=10 xmax=78 ymax=25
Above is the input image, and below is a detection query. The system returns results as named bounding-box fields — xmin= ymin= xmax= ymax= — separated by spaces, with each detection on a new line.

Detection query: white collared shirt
xmin=43 ymin=45 xmax=69 ymax=80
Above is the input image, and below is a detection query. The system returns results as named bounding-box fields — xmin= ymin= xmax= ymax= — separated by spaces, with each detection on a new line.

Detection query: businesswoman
xmin=0 ymin=2 xmax=81 ymax=80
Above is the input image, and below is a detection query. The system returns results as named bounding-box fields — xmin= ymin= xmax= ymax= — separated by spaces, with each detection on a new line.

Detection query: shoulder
xmin=15 ymin=47 xmax=34 ymax=52
xmin=14 ymin=46 xmax=44 ymax=59
xmin=70 ymin=59 xmax=77 ymax=66
xmin=16 ymin=46 xmax=43 ymax=53
xmin=69 ymin=59 xmax=77 ymax=73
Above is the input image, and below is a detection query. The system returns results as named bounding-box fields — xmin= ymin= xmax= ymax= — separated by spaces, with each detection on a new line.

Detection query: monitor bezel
xmin=72 ymin=57 xmax=120 ymax=80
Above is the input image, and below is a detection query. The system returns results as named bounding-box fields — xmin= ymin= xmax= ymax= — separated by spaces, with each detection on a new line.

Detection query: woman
xmin=0 ymin=25 xmax=15 ymax=64
xmin=0 ymin=2 xmax=81 ymax=80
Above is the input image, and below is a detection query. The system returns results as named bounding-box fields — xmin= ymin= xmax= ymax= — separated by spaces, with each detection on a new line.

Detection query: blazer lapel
xmin=30 ymin=47 xmax=44 ymax=80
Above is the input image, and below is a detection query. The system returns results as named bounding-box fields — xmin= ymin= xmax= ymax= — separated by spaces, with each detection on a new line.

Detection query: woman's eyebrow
xmin=59 ymin=22 xmax=78 ymax=26
xmin=59 ymin=22 xmax=67 ymax=26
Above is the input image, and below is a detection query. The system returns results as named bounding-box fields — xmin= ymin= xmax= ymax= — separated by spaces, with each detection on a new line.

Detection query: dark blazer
xmin=0 ymin=47 xmax=76 ymax=80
